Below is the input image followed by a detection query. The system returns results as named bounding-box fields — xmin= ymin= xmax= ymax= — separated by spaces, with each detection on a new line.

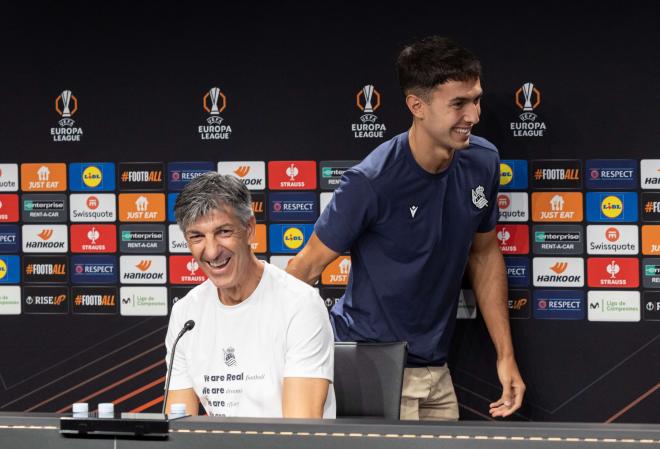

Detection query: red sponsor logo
xmin=70 ymin=224 xmax=117 ymax=253
xmin=267 ymin=161 xmax=317 ymax=190
xmin=587 ymin=258 xmax=639 ymax=288
xmin=495 ymin=224 xmax=529 ymax=254
xmin=0 ymin=194 xmax=19 ymax=222
xmin=169 ymin=255 xmax=208 ymax=285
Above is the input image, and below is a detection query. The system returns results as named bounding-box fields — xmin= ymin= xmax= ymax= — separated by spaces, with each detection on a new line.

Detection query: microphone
xmin=162 ymin=320 xmax=195 ymax=414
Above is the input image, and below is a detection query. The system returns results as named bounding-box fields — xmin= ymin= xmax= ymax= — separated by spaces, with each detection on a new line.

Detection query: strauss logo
xmin=87 ymin=227 xmax=100 ymax=244
xmin=186 ymin=258 xmax=199 ymax=275
xmin=286 ymin=163 xmax=299 ymax=181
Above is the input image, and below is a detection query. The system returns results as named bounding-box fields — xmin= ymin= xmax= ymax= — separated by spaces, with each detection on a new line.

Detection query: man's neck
xmin=217 ymin=257 xmax=264 ymax=306
xmin=408 ymin=123 xmax=456 ymax=174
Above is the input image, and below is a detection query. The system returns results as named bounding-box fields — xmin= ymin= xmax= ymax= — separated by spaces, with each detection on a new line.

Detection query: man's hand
xmin=489 ymin=356 xmax=525 ymax=418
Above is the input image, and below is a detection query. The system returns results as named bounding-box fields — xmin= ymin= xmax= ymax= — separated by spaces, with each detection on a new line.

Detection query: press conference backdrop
xmin=0 ymin=2 xmax=658 ymax=423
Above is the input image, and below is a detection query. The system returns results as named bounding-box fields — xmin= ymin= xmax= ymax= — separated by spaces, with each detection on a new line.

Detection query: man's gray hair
xmin=174 ymin=172 xmax=253 ymax=232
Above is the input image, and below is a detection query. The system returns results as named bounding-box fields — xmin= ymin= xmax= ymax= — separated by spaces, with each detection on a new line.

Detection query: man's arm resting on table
xmin=164 ymin=388 xmax=200 ymax=415
xmin=286 ymin=233 xmax=340 ymax=285
xmin=282 ymin=377 xmax=329 ymax=418
xmin=468 ymin=229 xmax=526 ymax=418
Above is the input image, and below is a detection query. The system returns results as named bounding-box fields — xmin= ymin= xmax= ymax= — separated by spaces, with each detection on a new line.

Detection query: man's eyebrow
xmin=450 ymin=93 xmax=482 ymax=102
xmin=185 ymin=224 xmax=232 ymax=236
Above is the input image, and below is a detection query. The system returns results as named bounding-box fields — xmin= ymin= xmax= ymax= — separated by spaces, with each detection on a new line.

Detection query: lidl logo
xmin=0 ymin=256 xmax=20 ymax=283
xmin=269 ymin=224 xmax=314 ymax=254
xmin=586 ymin=192 xmax=638 ymax=222
xmin=69 ymin=163 xmax=115 ymax=191
xmin=499 ymin=160 xmax=528 ymax=190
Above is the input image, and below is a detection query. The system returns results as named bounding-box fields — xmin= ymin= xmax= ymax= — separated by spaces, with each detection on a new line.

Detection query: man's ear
xmin=245 ymin=215 xmax=256 ymax=244
xmin=405 ymin=93 xmax=426 ymax=119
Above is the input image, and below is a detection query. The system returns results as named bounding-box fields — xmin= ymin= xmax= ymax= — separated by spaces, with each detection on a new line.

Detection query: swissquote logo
xmin=0 ymin=165 xmax=18 ymax=192
xmin=120 ymin=256 xmax=166 ymax=284
xmin=22 ymin=225 xmax=68 ymax=253
xmin=69 ymin=194 xmax=116 ymax=222
xmin=497 ymin=192 xmax=528 ymax=222
xmin=52 ymin=89 xmax=83 ymax=141
xmin=352 ymin=84 xmax=386 ymax=138
xmin=533 ymin=257 xmax=584 ymax=287
xmin=199 ymin=87 xmax=232 ymax=140
xmin=217 ymin=162 xmax=265 ymax=190
xmin=586 ymin=225 xmax=638 ymax=255
xmin=511 ymin=82 xmax=547 ymax=137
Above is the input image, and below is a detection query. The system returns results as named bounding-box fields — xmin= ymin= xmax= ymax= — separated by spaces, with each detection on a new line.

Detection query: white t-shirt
xmin=165 ymin=261 xmax=336 ymax=418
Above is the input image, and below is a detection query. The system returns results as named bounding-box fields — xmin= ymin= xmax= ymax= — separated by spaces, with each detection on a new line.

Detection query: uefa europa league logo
xmin=203 ymin=87 xmax=227 ymax=125
xmin=515 ymin=82 xmax=540 ymax=122
xmin=357 ymin=84 xmax=381 ymax=123
xmin=55 ymin=89 xmax=78 ymax=127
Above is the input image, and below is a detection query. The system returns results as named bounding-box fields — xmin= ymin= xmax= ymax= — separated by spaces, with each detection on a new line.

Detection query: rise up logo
xmin=52 ymin=90 xmax=83 ymax=141
xmin=199 ymin=87 xmax=232 ymax=140
xmin=352 ymin=84 xmax=387 ymax=138
xmin=510 ymin=82 xmax=547 ymax=137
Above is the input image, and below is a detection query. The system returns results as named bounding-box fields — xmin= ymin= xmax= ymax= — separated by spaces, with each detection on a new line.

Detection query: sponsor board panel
xmin=585 ymin=159 xmax=637 ymax=190
xmin=0 ymin=194 xmax=20 ymax=222
xmin=268 ymin=161 xmax=317 ymax=190
xmin=217 ymin=161 xmax=266 ymax=191
xmin=505 ymin=257 xmax=530 ymax=287
xmin=71 ymin=286 xmax=118 ymax=314
xmin=642 ymin=258 xmax=660 ymax=289
xmin=68 ymin=163 xmax=116 ymax=191
xmin=641 ymin=192 xmax=660 ymax=222
xmin=251 ymin=192 xmax=266 ymax=222
xmin=120 ymin=255 xmax=167 ymax=284
xmin=499 ymin=160 xmax=528 ymax=190
xmin=70 ymin=255 xmax=118 ymax=284
xmin=531 ymin=192 xmax=583 ymax=222
xmin=169 ymin=255 xmax=208 ymax=285
xmin=69 ymin=194 xmax=116 ymax=222
xmin=497 ymin=192 xmax=528 ymax=222
xmin=319 ymin=287 xmax=344 ymax=310
xmin=269 ymin=255 xmax=293 ymax=270
xmin=640 ymin=159 xmax=660 ymax=189
xmin=0 ymin=164 xmax=19 ymax=192
xmin=320 ymin=192 xmax=333 ymax=215
xmin=118 ymin=193 xmax=166 ymax=222
xmin=533 ymin=289 xmax=584 ymax=320
xmin=167 ymin=162 xmax=215 ymax=191
xmin=70 ymin=224 xmax=117 ymax=253
xmin=20 ymin=163 xmax=67 ymax=192
xmin=532 ymin=224 xmax=583 ymax=255
xmin=641 ymin=225 xmax=660 ymax=255
xmin=167 ymin=193 xmax=178 ymax=223
xmin=250 ymin=224 xmax=267 ymax=254
xmin=22 ymin=255 xmax=68 ymax=283
xmin=496 ymin=224 xmax=529 ymax=254
xmin=21 ymin=194 xmax=67 ymax=222
xmin=22 ymin=285 xmax=69 ymax=314
xmin=268 ymin=192 xmax=317 ymax=222
xmin=587 ymin=290 xmax=640 ymax=322
xmin=22 ymin=225 xmax=68 ymax=253
xmin=642 ymin=291 xmax=660 ymax=321
xmin=118 ymin=162 xmax=165 ymax=191
xmin=586 ymin=225 xmax=638 ymax=255
xmin=0 ymin=225 xmax=20 ymax=253
xmin=585 ymin=192 xmax=638 ymax=222
xmin=508 ymin=289 xmax=531 ymax=319
xmin=587 ymin=257 xmax=639 ymax=289
xmin=321 ymin=256 xmax=351 ymax=286
xmin=532 ymin=257 xmax=584 ymax=287
xmin=119 ymin=224 xmax=166 ymax=253
xmin=268 ymin=224 xmax=314 ymax=254
xmin=168 ymin=224 xmax=189 ymax=253
xmin=319 ymin=161 xmax=359 ymax=190
xmin=0 ymin=286 xmax=20 ymax=314
xmin=120 ymin=286 xmax=168 ymax=316
xmin=0 ymin=255 xmax=20 ymax=283
xmin=530 ymin=159 xmax=582 ymax=189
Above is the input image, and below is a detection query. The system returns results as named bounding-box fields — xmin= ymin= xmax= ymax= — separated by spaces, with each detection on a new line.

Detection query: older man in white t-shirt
xmin=165 ymin=172 xmax=335 ymax=418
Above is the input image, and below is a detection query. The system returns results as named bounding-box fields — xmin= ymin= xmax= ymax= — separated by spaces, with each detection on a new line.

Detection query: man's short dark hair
xmin=396 ymin=36 xmax=481 ymax=98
